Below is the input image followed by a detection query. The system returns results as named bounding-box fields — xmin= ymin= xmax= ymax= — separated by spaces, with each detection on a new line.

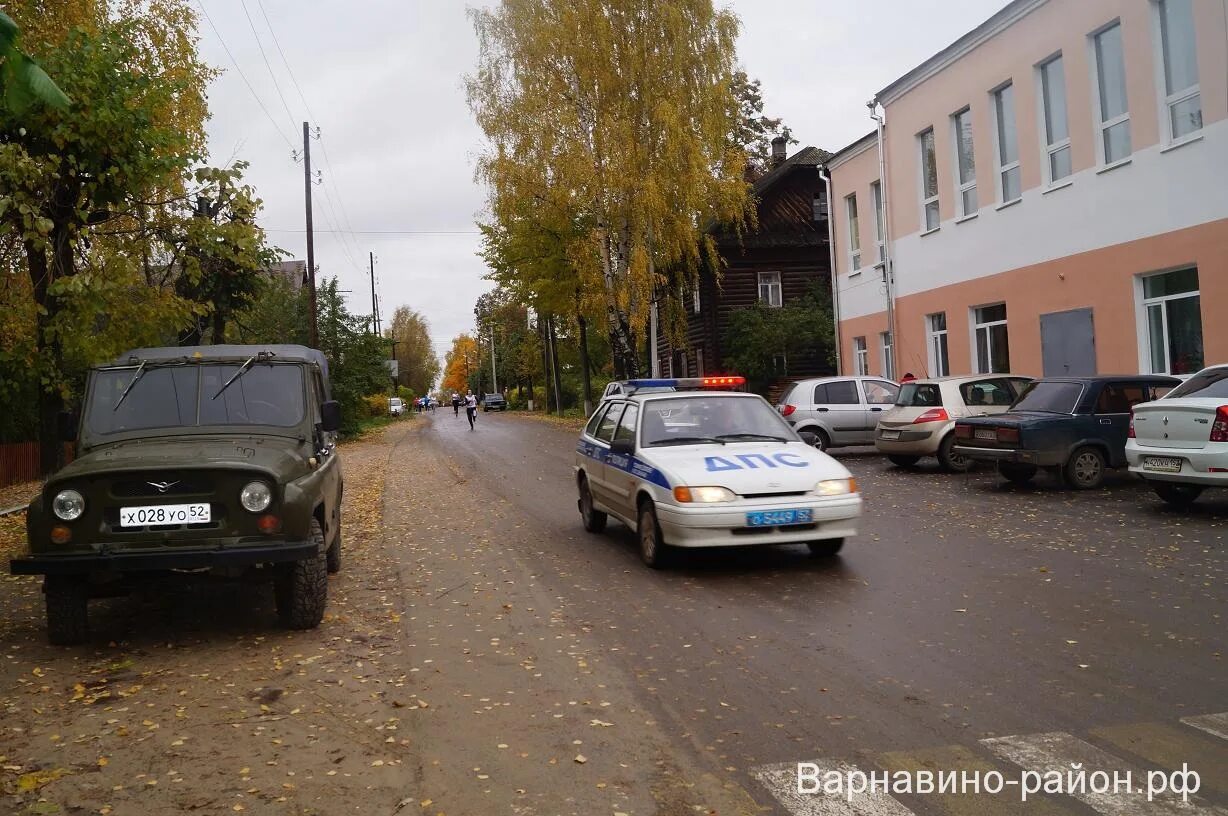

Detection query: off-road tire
xmin=44 ymin=576 xmax=89 ymax=646
xmin=1152 ymin=481 xmax=1203 ymax=508
xmin=326 ymin=529 xmax=342 ymax=574
xmin=998 ymin=462 xmax=1038 ymax=485
xmin=887 ymin=454 xmax=921 ymax=468
xmin=937 ymin=434 xmax=972 ymax=473
xmin=637 ymin=501 xmax=671 ymax=569
xmin=1064 ymin=446 xmax=1106 ymax=490
xmin=578 ymin=477 xmax=607 ymax=533
xmin=276 ymin=519 xmax=328 ymax=629
xmin=807 ymin=539 xmax=844 ymax=557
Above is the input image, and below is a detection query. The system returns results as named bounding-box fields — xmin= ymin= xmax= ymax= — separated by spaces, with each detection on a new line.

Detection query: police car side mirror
xmin=609 ymin=438 xmax=635 ymax=456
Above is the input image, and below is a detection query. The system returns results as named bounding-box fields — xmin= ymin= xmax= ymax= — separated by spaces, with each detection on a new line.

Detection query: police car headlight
xmin=814 ymin=478 xmax=857 ymax=496
xmin=52 ymin=489 xmax=85 ymax=521
xmin=673 ymin=486 xmax=736 ymax=503
xmin=240 ymin=481 xmax=273 ymax=513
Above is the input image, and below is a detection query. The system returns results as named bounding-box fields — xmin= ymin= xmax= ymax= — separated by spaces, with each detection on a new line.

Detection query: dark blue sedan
xmin=952 ymin=375 xmax=1180 ymax=489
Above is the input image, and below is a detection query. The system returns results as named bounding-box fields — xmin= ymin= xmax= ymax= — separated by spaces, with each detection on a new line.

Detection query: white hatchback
xmin=574 ymin=380 xmax=862 ymax=568
xmin=1126 ymin=364 xmax=1228 ymax=507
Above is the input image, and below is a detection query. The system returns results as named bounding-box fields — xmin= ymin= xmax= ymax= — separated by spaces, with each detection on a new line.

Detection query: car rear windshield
xmin=1011 ymin=381 xmax=1083 ymax=414
xmin=86 ymin=363 xmax=306 ymax=435
xmin=1166 ymin=368 xmax=1228 ymax=399
xmin=895 ymin=383 xmax=942 ymax=408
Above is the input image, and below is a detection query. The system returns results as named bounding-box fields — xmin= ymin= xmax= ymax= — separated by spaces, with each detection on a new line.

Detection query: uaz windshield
xmin=86 ymin=363 xmax=306 ymax=435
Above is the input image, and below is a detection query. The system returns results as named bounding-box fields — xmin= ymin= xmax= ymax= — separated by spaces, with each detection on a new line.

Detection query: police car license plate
xmin=1142 ymin=456 xmax=1182 ymax=473
xmin=119 ymin=503 xmax=211 ymax=527
xmin=746 ymin=509 xmax=812 ymax=527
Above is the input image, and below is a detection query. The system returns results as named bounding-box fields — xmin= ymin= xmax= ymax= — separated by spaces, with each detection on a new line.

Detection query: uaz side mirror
xmin=320 ymin=400 xmax=341 ymax=432
xmin=57 ymin=411 xmax=78 ymax=442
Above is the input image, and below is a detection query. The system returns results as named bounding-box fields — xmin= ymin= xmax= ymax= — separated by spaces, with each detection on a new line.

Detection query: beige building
xmin=828 ymin=0 xmax=1228 ymax=381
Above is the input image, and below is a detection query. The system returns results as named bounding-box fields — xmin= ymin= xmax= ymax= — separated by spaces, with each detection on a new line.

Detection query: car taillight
xmin=954 ymin=424 xmax=972 ymax=439
xmin=1211 ymin=406 xmax=1228 ymax=443
xmin=1128 ymin=410 xmax=1135 ymax=439
xmin=782 ymin=404 xmax=796 ymax=417
xmin=996 ymin=427 xmax=1020 ymax=444
xmin=913 ymin=408 xmax=949 ymax=424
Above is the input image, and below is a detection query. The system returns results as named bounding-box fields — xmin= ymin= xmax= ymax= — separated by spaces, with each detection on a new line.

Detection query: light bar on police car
xmin=624 ymin=376 xmax=746 ymax=389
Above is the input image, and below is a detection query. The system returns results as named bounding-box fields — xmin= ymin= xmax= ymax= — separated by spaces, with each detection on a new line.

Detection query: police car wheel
xmin=637 ymin=502 xmax=670 ymax=569
xmin=578 ymin=477 xmax=607 ymax=533
xmin=807 ymin=539 xmax=844 ymax=557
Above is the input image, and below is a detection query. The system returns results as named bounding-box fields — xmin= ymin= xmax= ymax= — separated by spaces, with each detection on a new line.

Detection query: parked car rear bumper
xmin=10 ymin=540 xmax=317 ymax=576
xmin=1126 ymin=442 xmax=1228 ymax=486
xmin=953 ymin=445 xmax=1066 ymax=467
xmin=874 ymin=426 xmax=941 ymax=455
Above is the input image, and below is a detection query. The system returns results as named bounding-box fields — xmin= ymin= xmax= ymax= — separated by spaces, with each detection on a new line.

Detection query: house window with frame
xmin=927 ymin=312 xmax=950 ymax=377
xmin=758 ymin=271 xmax=782 ymax=307
xmin=1039 ymin=54 xmax=1072 ymax=184
xmin=846 ymin=194 xmax=861 ymax=271
xmin=1093 ymin=22 xmax=1131 ymax=164
xmin=919 ymin=128 xmax=939 ymax=231
xmin=880 ymin=331 xmax=894 ymax=380
xmin=812 ymin=190 xmax=828 ymax=221
xmin=1142 ymin=268 xmax=1203 ymax=374
xmin=993 ymin=83 xmax=1021 ymax=202
xmin=973 ymin=303 xmax=1010 ymax=374
xmin=951 ymin=108 xmax=977 ymax=216
xmin=853 ymin=337 xmax=868 ymax=376
xmin=870 ymin=181 xmax=884 ymax=263
xmin=1156 ymin=0 xmax=1201 ymax=141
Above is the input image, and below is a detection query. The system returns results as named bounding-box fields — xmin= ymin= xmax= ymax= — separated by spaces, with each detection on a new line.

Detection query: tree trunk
xmin=27 ymin=235 xmax=71 ymax=475
xmin=212 ymin=300 xmax=226 ymax=345
xmin=539 ymin=317 xmax=552 ymax=413
xmin=577 ymin=314 xmax=593 ymax=417
xmin=548 ymin=316 xmax=563 ymax=415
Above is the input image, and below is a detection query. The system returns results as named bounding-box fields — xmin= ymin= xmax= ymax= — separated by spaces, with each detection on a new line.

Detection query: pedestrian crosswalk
xmin=750 ymin=712 xmax=1228 ymax=816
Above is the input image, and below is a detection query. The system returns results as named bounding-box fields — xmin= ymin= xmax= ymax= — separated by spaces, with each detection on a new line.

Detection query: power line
xmin=265 ymin=228 xmax=481 ymax=235
xmin=238 ymin=0 xmax=297 ymax=135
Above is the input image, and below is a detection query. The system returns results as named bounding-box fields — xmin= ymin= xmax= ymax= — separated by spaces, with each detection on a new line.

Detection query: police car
xmin=575 ymin=377 xmax=861 ymax=568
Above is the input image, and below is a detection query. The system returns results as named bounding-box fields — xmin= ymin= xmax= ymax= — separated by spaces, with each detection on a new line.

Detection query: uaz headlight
xmin=52 ymin=489 xmax=85 ymax=521
xmin=239 ymin=481 xmax=273 ymax=513
xmin=815 ymin=478 xmax=857 ymax=496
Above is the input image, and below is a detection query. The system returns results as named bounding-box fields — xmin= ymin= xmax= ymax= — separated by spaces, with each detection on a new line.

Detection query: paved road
xmin=415 ymin=409 xmax=1227 ymax=815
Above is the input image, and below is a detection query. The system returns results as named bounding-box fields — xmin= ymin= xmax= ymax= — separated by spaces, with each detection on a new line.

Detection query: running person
xmin=464 ymin=391 xmax=478 ymax=430
xmin=452 ymin=392 xmax=461 ymax=416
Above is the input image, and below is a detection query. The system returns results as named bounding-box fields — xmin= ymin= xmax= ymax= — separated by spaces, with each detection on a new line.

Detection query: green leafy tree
xmin=316 ymin=277 xmax=392 ymax=436
xmin=229 ymin=272 xmax=310 ymax=346
xmin=0 ymin=9 xmax=71 ymax=114
xmin=723 ymin=283 xmax=835 ymax=394
xmin=386 ymin=305 xmax=441 ymax=396
xmin=729 ymin=70 xmax=798 ymax=179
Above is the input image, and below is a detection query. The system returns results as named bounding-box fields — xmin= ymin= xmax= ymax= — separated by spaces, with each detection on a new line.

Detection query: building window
xmin=1142 ymin=268 xmax=1203 ymax=374
xmin=812 ymin=191 xmax=828 ymax=221
xmin=1093 ymin=22 xmax=1131 ymax=164
xmin=870 ymin=180 xmax=884 ymax=262
xmin=1156 ymin=0 xmax=1201 ymax=141
xmin=973 ymin=303 xmax=1010 ymax=374
xmin=919 ymin=128 xmax=939 ymax=231
xmin=951 ymin=108 xmax=977 ymax=216
xmin=927 ymin=312 xmax=950 ymax=376
xmin=758 ymin=271 xmax=782 ymax=307
xmin=845 ymin=194 xmax=861 ymax=271
xmin=696 ymin=347 xmax=705 ymax=377
xmin=1039 ymin=54 xmax=1072 ymax=184
xmin=880 ymin=331 xmax=894 ymax=380
xmin=692 ymin=284 xmax=701 ymax=314
xmin=853 ymin=336 xmax=868 ymax=376
xmin=992 ymin=83 xmax=1021 ymax=202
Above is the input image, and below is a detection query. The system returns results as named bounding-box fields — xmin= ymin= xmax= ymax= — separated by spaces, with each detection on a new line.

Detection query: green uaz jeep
xmin=10 ymin=344 xmax=344 ymax=644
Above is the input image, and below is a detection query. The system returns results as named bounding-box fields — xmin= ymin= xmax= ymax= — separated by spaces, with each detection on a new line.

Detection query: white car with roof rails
xmin=1126 ymin=364 xmax=1228 ymax=507
xmin=574 ymin=377 xmax=862 ymax=568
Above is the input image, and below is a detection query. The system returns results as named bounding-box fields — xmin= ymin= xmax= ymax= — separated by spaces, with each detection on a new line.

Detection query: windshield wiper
xmin=113 ymin=361 xmax=147 ymax=411
xmin=211 ymin=355 xmax=257 ymax=401
xmin=716 ymin=433 xmax=790 ymax=442
xmin=650 ymin=436 xmax=726 ymax=446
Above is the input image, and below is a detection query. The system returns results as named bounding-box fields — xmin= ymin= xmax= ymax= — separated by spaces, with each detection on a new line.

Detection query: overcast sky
xmin=196 ymin=0 xmax=1009 ymax=365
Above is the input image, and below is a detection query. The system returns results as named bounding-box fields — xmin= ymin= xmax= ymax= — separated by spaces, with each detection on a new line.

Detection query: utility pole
xmin=302 ymin=121 xmax=318 ymax=348
xmin=369 ymin=252 xmax=378 ymax=335
xmin=489 ymin=321 xmax=498 ymax=394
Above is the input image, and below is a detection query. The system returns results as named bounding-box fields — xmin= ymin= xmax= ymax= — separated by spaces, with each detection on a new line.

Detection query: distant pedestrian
xmin=900 ymin=372 xmax=917 ymax=384
xmin=465 ymin=390 xmax=478 ymax=430
xmin=452 ymin=392 xmax=461 ymax=417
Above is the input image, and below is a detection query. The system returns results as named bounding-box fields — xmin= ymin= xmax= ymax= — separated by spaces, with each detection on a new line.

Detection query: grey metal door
xmin=1040 ymin=308 xmax=1097 ymax=376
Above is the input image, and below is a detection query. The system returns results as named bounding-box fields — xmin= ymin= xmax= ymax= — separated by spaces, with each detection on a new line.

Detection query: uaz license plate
xmin=745 ymin=508 xmax=813 ymax=527
xmin=119 ymin=503 xmax=211 ymax=527
xmin=1142 ymin=456 xmax=1182 ymax=473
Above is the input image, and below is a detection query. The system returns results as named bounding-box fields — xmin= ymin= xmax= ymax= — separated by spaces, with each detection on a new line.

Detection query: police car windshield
xmin=641 ymin=396 xmax=794 ymax=447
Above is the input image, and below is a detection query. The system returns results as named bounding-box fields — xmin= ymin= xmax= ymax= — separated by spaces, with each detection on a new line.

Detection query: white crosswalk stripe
xmin=982 ymin=731 xmax=1227 ymax=815
xmin=1181 ymin=713 xmax=1228 ymax=742
xmin=750 ymin=760 xmax=916 ymax=816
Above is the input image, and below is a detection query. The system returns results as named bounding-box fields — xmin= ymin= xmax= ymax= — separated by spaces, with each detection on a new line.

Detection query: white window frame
xmin=1151 ymin=0 xmax=1202 ymax=145
xmin=870 ymin=181 xmax=885 ymax=263
xmin=1089 ymin=20 xmax=1131 ymax=167
xmin=692 ymin=284 xmax=701 ymax=314
xmin=758 ymin=271 xmax=782 ymax=308
xmin=1136 ymin=268 xmax=1201 ymax=374
xmin=853 ymin=336 xmax=868 ymax=376
xmin=1036 ymin=52 xmax=1072 ymax=186
xmin=950 ymin=108 xmax=977 ymax=218
xmin=879 ymin=331 xmax=894 ymax=380
xmin=918 ymin=128 xmax=940 ymax=232
xmin=926 ymin=312 xmax=950 ymax=377
xmin=971 ymin=303 xmax=1009 ymax=374
xmin=991 ymin=82 xmax=1021 ymax=204
xmin=695 ymin=347 xmax=705 ymax=377
xmin=845 ymin=194 xmax=861 ymax=272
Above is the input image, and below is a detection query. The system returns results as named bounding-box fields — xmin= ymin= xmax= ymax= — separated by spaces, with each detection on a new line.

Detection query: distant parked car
xmin=953 ymin=375 xmax=1179 ymax=489
xmin=1126 ymin=364 xmax=1228 ymax=507
xmin=482 ymin=393 xmax=508 ymax=412
xmin=388 ymin=397 xmax=404 ymax=416
xmin=875 ymin=375 xmax=1032 ymax=471
xmin=777 ymin=376 xmax=899 ymax=451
